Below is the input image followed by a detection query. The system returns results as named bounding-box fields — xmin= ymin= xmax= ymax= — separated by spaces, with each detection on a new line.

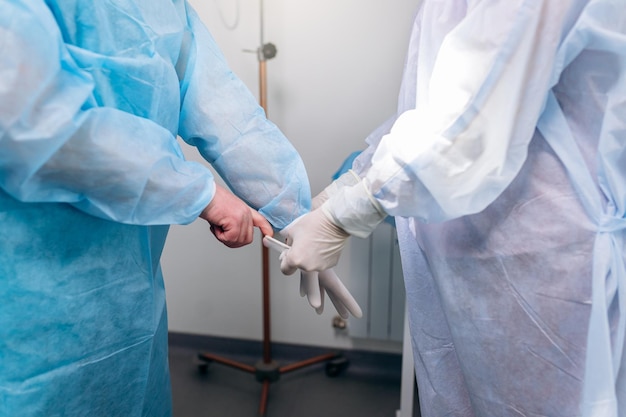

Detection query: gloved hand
xmin=280 ymin=179 xmax=387 ymax=274
xmin=263 ymin=235 xmax=362 ymax=318
xmin=279 ymin=208 xmax=349 ymax=274
xmin=300 ymin=269 xmax=363 ymax=319
xmin=297 ymin=169 xmax=362 ymax=308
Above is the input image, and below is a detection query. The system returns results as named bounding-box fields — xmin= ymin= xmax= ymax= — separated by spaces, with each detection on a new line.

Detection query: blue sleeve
xmin=0 ymin=0 xmax=214 ymax=225
xmin=177 ymin=4 xmax=311 ymax=230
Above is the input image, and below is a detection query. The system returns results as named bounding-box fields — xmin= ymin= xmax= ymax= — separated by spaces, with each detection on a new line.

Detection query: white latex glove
xmin=301 ymin=269 xmax=363 ymax=319
xmin=298 ymin=169 xmax=362 ymax=311
xmin=324 ymin=179 xmax=387 ymax=239
xmin=280 ymin=179 xmax=387 ymax=274
xmin=263 ymin=236 xmax=362 ymax=319
xmin=279 ymin=208 xmax=350 ymax=275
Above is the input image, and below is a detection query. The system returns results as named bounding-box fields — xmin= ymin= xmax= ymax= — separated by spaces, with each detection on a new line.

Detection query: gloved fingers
xmin=279 ymin=209 xmax=349 ymax=274
xmin=315 ymin=284 xmax=325 ymax=315
xmin=277 ymin=216 xmax=301 ymax=275
xmin=326 ymin=289 xmax=350 ymax=319
xmin=299 ymin=272 xmax=306 ymax=297
xmin=278 ymin=213 xmax=303 ymax=247
xmin=299 ymin=271 xmax=322 ymax=308
xmin=279 ymin=251 xmax=298 ymax=275
xmin=319 ymin=269 xmax=363 ymax=318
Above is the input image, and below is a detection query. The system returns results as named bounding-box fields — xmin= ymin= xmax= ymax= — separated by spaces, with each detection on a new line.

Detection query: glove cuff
xmin=322 ymin=179 xmax=386 ymax=239
xmin=312 ymin=170 xmax=361 ymax=210
xmin=326 ymin=169 xmax=361 ymax=196
xmin=337 ymin=169 xmax=361 ymax=187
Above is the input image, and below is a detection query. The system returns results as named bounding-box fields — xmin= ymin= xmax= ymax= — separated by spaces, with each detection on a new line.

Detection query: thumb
xmin=279 ymin=251 xmax=298 ymax=275
xmin=251 ymin=209 xmax=274 ymax=237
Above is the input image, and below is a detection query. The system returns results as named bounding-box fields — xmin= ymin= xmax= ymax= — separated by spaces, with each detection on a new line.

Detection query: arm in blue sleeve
xmin=177 ymin=4 xmax=311 ymax=230
xmin=0 ymin=1 xmax=214 ymax=225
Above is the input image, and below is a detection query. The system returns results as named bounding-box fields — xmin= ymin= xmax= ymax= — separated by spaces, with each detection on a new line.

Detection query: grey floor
xmin=168 ymin=333 xmax=415 ymax=417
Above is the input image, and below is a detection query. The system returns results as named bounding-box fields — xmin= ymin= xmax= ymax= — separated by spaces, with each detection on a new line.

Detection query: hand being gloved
xmin=280 ymin=177 xmax=388 ymax=275
xmin=279 ymin=208 xmax=349 ymax=274
xmin=300 ymin=269 xmax=363 ymax=319
xmin=296 ymin=169 xmax=362 ymax=315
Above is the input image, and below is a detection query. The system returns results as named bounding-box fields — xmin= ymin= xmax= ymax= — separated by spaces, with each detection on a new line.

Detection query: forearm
xmin=178 ymin=6 xmax=311 ymax=229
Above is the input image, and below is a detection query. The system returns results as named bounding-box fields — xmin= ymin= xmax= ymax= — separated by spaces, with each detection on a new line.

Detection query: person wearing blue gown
xmin=0 ymin=1 xmax=310 ymax=415
xmin=281 ymin=1 xmax=626 ymax=416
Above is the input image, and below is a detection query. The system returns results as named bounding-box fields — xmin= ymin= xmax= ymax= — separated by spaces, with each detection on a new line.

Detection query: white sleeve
xmin=365 ymin=0 xmax=575 ymax=222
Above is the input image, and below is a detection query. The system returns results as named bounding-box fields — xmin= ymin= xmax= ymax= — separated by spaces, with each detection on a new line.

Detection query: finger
xmin=251 ymin=209 xmax=273 ymax=237
xmin=299 ymin=272 xmax=306 ymax=297
xmin=329 ymin=283 xmax=363 ymax=318
xmin=300 ymin=271 xmax=321 ymax=308
xmin=216 ymin=222 xmax=248 ymax=248
xmin=209 ymin=224 xmax=219 ymax=239
xmin=279 ymin=251 xmax=298 ymax=275
xmin=210 ymin=224 xmax=233 ymax=248
xmin=213 ymin=221 xmax=251 ymax=248
xmin=315 ymin=285 xmax=325 ymax=315
xmin=319 ymin=269 xmax=363 ymax=318
xmin=242 ymin=215 xmax=254 ymax=244
xmin=221 ymin=235 xmax=247 ymax=248
xmin=326 ymin=290 xmax=350 ymax=319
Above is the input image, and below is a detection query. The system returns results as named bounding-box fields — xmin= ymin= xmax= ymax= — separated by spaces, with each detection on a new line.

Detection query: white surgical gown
xmin=0 ymin=1 xmax=310 ymax=416
xmin=353 ymin=0 xmax=626 ymax=415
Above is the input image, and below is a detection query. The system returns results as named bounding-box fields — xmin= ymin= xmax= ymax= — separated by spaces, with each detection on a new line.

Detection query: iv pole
xmin=197 ymin=2 xmax=348 ymax=416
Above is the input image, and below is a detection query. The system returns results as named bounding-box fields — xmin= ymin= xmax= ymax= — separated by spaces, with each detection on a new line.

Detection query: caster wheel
xmin=325 ymin=356 xmax=349 ymax=377
xmin=196 ymin=354 xmax=212 ymax=374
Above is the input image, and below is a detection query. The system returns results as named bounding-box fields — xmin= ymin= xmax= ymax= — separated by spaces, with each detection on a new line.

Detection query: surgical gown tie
xmin=538 ymin=92 xmax=626 ymax=417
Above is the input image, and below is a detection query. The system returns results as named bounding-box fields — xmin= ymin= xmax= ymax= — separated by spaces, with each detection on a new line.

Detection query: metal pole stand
xmin=197 ymin=42 xmax=349 ymax=417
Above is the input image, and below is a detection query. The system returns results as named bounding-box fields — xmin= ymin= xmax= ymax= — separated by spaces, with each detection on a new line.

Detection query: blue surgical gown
xmin=0 ymin=1 xmax=310 ymax=416
xmin=353 ymin=0 xmax=626 ymax=416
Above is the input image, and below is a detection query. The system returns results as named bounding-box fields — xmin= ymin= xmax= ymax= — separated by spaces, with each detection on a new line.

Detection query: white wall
xmin=161 ymin=0 xmax=417 ymax=353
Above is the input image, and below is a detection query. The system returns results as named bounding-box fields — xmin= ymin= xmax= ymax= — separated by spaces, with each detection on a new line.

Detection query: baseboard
xmin=168 ymin=331 xmax=402 ymax=380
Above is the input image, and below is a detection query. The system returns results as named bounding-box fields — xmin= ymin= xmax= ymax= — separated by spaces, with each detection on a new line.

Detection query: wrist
xmin=322 ymin=179 xmax=386 ymax=239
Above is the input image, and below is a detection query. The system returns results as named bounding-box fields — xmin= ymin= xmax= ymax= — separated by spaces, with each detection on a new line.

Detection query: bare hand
xmin=199 ymin=184 xmax=273 ymax=248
